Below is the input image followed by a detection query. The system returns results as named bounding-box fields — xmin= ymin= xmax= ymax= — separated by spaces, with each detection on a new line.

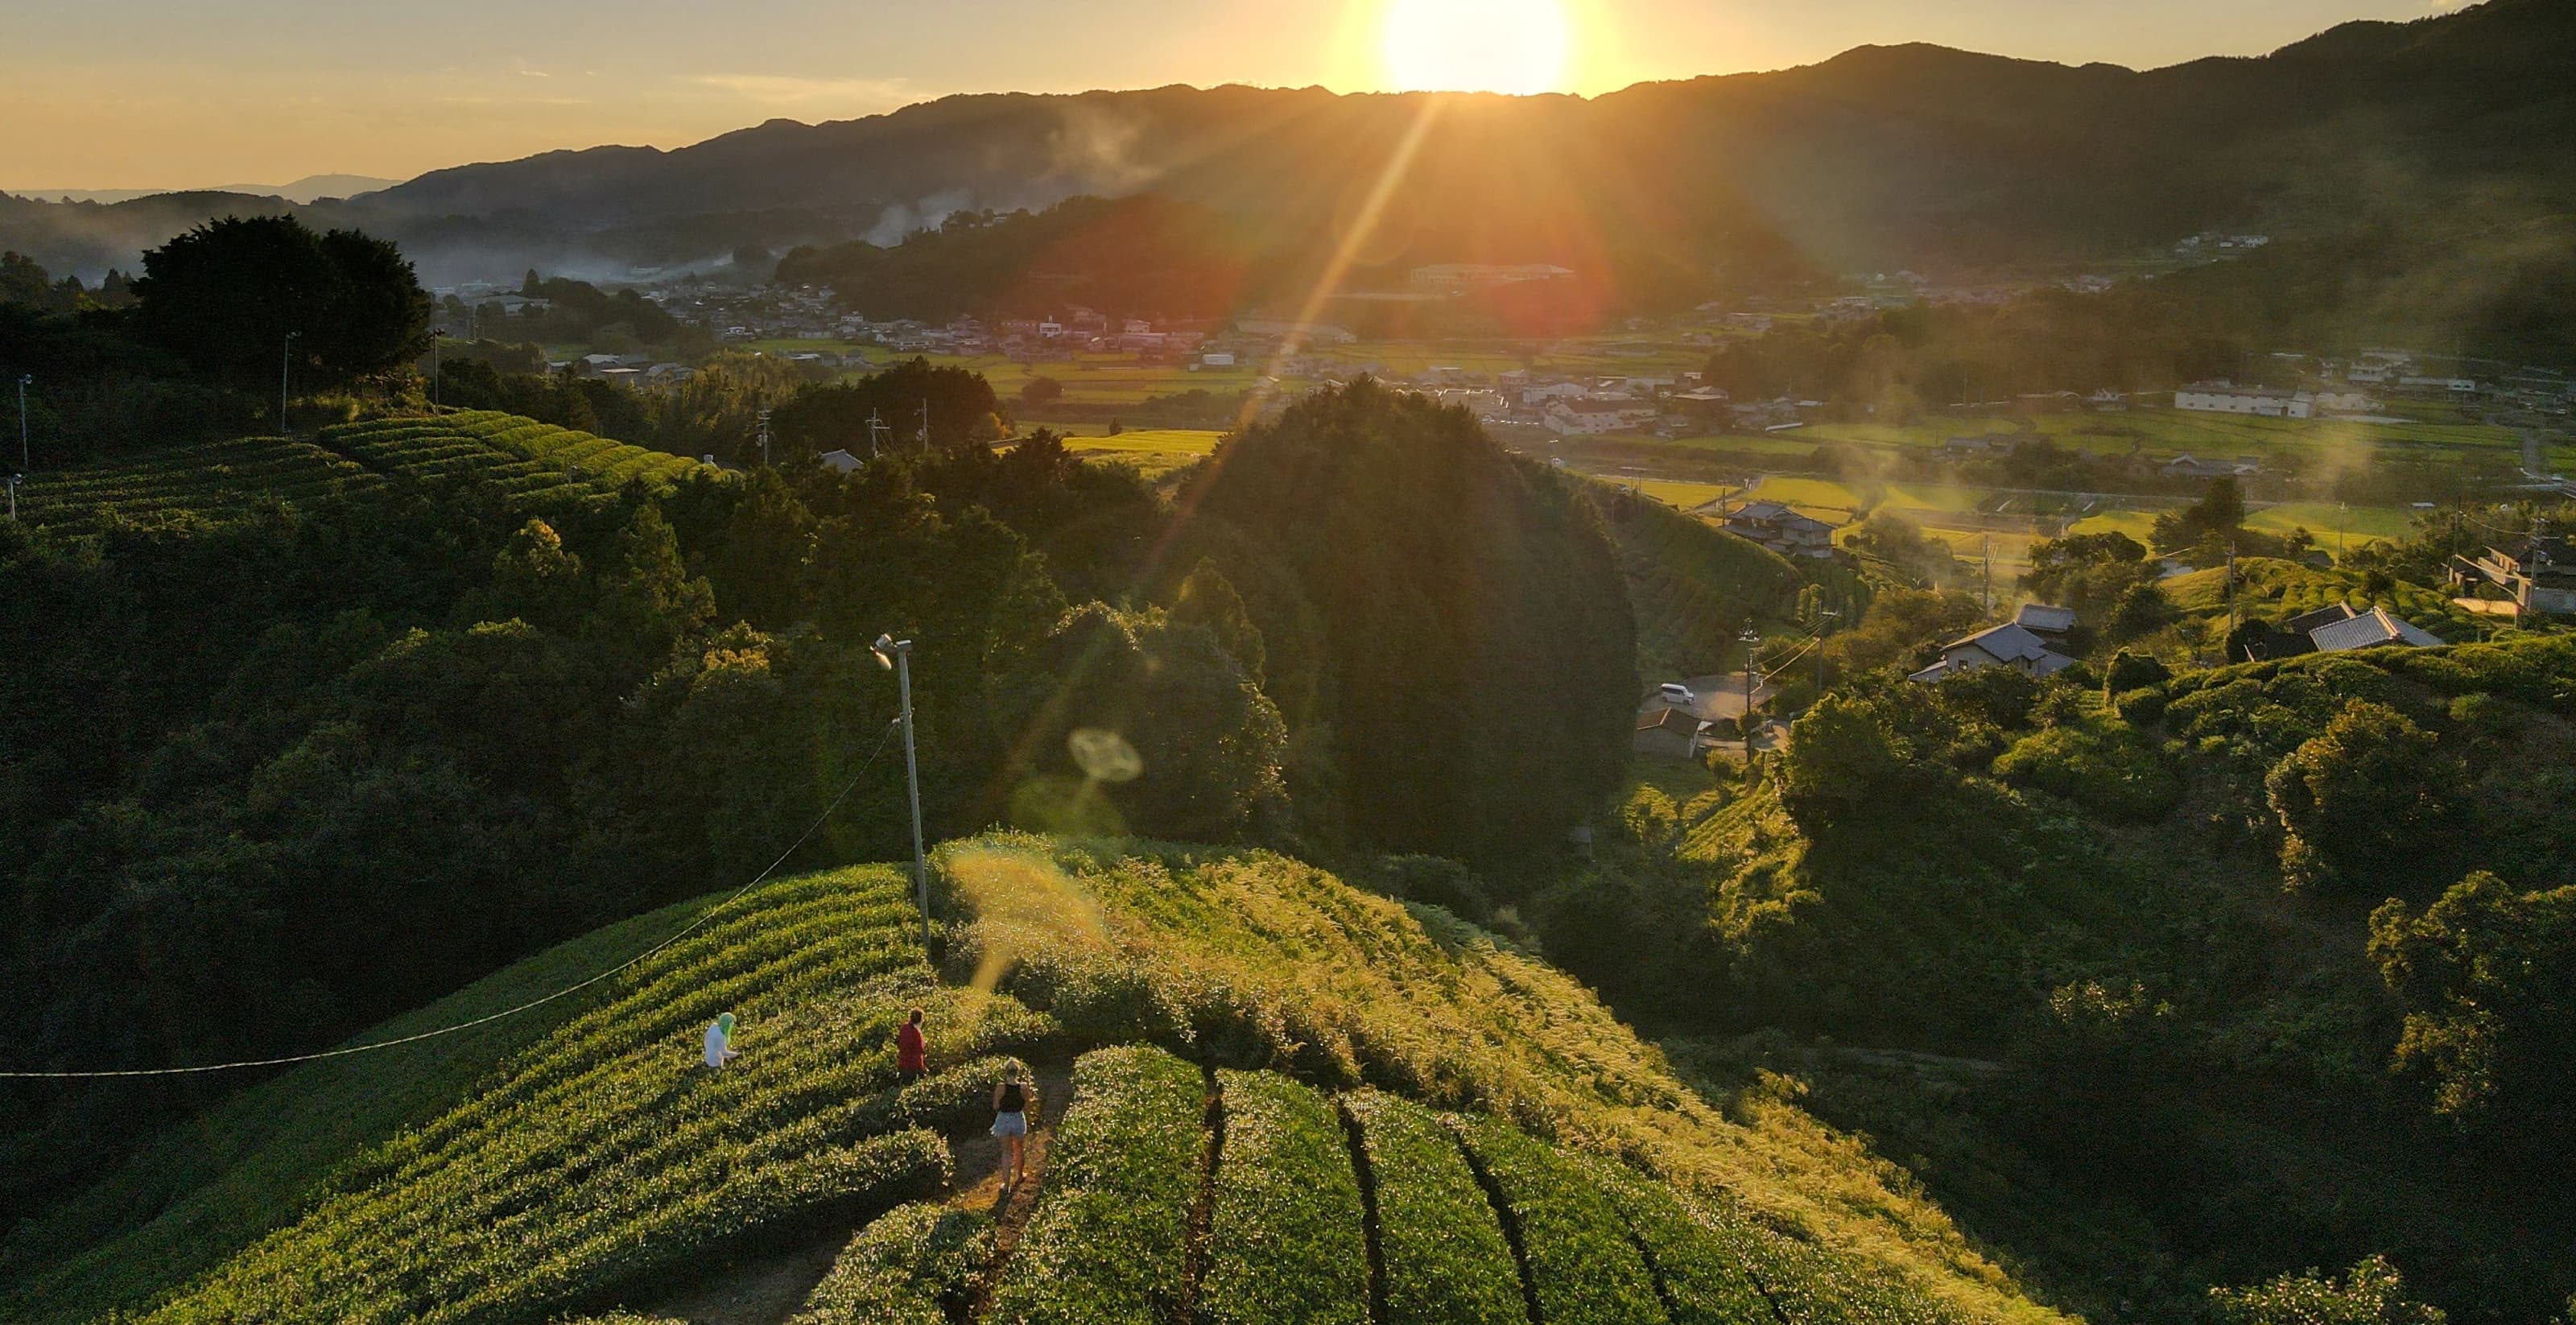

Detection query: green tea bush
xmin=787 ymin=1202 xmax=995 ymax=1325
xmin=19 ymin=435 xmax=388 ymax=534
xmin=988 ymin=1045 xmax=1208 ymax=1325
xmin=122 ymin=869 xmax=1028 ymax=1325
xmin=1200 ymin=1071 xmax=1369 ymax=1325
xmin=1450 ymin=1112 xmax=1671 ymax=1325
xmin=1700 ymin=1204 xmax=1956 ymax=1325
xmin=1342 ymin=1091 xmax=1525 ymax=1325
xmin=1575 ymin=1154 xmax=1777 ymax=1325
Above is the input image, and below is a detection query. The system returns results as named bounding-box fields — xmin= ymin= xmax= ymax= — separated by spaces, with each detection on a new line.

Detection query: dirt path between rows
xmin=632 ymin=1061 xmax=1074 ymax=1325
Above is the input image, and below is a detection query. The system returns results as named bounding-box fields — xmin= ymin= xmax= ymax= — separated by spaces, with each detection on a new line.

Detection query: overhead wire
xmin=0 ymin=719 xmax=906 ymax=1081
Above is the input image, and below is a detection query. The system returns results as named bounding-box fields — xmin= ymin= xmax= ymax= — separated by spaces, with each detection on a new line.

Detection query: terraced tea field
xmin=13 ymin=414 xmax=716 ymax=538
xmin=3 ymin=840 xmax=2059 ymax=1325
xmin=15 ymin=435 xmax=388 ymax=535
xmin=320 ymin=411 xmax=709 ymax=502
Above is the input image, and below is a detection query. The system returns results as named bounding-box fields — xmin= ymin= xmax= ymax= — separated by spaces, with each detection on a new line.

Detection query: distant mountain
xmin=13 ymin=175 xmax=401 ymax=206
xmin=2 ymin=0 xmax=2570 ymax=298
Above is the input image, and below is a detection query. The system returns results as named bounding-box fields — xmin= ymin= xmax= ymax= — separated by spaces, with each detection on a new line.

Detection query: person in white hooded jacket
xmin=704 ymin=1012 xmax=742 ymax=1069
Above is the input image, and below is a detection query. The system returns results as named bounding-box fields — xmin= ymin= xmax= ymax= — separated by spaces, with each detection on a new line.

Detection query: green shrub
xmin=2104 ymin=650 xmax=2172 ymax=696
xmin=1342 ymin=1091 xmax=1525 ymax=1325
xmin=789 ymin=1202 xmax=994 ymax=1325
xmin=1449 ymin=1112 xmax=1670 ymax=1325
xmin=987 ymin=1045 xmax=1208 ymax=1325
xmin=1992 ymin=722 xmax=2182 ymax=821
xmin=1200 ymin=1071 xmax=1369 ymax=1325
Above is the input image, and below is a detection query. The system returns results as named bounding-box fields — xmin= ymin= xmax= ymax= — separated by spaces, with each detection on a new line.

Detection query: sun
xmin=1382 ymin=0 xmax=1571 ymax=96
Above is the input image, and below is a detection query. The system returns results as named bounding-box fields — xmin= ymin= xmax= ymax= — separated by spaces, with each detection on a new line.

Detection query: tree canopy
xmin=130 ymin=215 xmax=431 ymax=394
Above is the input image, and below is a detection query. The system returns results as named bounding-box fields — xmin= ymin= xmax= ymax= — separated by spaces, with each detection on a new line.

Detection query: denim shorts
xmin=991 ymin=1110 xmax=1028 ymax=1138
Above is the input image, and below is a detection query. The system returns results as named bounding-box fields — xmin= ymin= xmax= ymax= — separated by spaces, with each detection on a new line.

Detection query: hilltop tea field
xmin=0 ymin=840 xmax=2061 ymax=1325
xmin=14 ymin=411 xmax=718 ymax=537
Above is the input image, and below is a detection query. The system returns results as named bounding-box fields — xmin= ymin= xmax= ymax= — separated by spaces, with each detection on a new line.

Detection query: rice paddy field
xmin=1789 ymin=407 xmax=2524 ymax=465
xmin=922 ymin=354 xmax=1263 ymax=405
xmin=1056 ymin=428 xmax=1225 ymax=481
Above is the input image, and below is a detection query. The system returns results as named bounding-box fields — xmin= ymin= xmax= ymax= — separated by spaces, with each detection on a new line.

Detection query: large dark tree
xmin=770 ymin=357 xmax=1005 ymax=454
xmin=1187 ymin=379 xmax=1635 ymax=865
xmin=130 ymin=215 xmax=431 ymax=394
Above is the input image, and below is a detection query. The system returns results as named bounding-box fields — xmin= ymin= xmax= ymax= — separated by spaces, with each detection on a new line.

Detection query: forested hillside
xmin=0 ymin=382 xmax=1642 ymax=1228
xmin=1556 ymin=638 xmax=2576 ymax=1323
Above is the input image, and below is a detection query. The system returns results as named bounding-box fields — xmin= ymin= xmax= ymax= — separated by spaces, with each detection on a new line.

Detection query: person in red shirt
xmin=896 ymin=1007 xmax=928 ymax=1081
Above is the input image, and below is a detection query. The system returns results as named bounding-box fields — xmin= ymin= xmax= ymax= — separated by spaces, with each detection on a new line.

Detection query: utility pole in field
xmin=280 ymin=331 xmax=299 ymax=435
xmin=873 ymin=634 xmax=931 ymax=948
xmin=1982 ymin=533 xmax=1994 ymax=614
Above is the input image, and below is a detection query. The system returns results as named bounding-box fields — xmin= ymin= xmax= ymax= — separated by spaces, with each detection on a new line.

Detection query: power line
xmin=0 ymin=720 xmax=904 ymax=1081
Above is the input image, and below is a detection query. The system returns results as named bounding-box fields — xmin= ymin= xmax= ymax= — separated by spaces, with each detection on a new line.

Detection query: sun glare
xmin=1382 ymin=0 xmax=1571 ymax=96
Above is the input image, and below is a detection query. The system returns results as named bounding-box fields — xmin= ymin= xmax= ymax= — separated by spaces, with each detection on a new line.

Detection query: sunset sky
xmin=2 ymin=0 xmax=2452 ymax=191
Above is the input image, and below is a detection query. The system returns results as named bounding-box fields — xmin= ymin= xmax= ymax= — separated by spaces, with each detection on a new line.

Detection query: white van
xmin=1657 ymin=683 xmax=1696 ymax=708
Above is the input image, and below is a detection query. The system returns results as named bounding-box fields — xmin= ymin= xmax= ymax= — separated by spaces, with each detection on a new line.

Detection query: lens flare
xmin=1383 ymin=0 xmax=1571 ymax=96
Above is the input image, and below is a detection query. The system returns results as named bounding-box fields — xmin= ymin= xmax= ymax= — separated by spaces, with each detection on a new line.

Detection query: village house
xmin=2450 ymin=538 xmax=2576 ymax=617
xmin=2175 ymin=383 xmax=2314 ymax=419
xmin=1720 ymin=501 xmax=1838 ymax=559
xmin=1633 ymin=705 xmax=1714 ymax=761
xmin=1909 ymin=622 xmax=2079 ymax=684
xmin=1544 ymin=398 xmax=1661 ymax=436
xmin=2012 ymin=603 xmax=2079 ymax=642
xmin=2306 ymin=605 xmax=2446 ymax=653
xmin=2163 ymin=455 xmax=2262 ymax=480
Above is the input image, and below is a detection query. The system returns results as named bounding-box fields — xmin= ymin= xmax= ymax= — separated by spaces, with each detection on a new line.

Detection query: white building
xmin=2175 ymin=383 xmax=2314 ymax=419
xmin=1544 ymin=398 xmax=1660 ymax=436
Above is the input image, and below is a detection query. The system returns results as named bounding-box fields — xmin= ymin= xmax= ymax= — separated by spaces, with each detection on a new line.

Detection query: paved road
xmin=1640 ymin=672 xmax=1775 ymax=723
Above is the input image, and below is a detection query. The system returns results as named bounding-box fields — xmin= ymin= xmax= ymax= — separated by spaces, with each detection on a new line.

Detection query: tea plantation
xmin=319 ymin=411 xmax=710 ymax=503
xmin=0 ymin=841 xmax=2062 ymax=1325
xmin=14 ymin=435 xmax=388 ymax=534
xmin=13 ymin=413 xmax=716 ymax=539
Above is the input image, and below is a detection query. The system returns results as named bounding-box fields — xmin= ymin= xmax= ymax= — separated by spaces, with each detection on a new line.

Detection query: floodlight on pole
xmin=874 ymin=634 xmax=931 ymax=947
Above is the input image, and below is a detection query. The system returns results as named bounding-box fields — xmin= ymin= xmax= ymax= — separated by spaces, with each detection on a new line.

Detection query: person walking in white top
xmin=704 ymin=1012 xmax=741 ymax=1069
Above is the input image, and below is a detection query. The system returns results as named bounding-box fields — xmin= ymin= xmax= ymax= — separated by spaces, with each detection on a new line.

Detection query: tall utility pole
xmin=757 ymin=407 xmax=773 ymax=468
xmin=2226 ymin=545 xmax=2240 ymax=658
xmin=1981 ymin=533 xmax=1994 ymax=614
xmin=874 ymin=634 xmax=931 ymax=947
xmin=1740 ymin=624 xmax=1762 ymax=753
xmin=6 ymin=473 xmax=19 ymax=522
xmin=865 ymin=408 xmax=887 ymax=459
xmin=917 ymin=398 xmax=931 ymax=450
xmin=1814 ymin=606 xmax=1839 ymax=697
xmin=280 ymin=331 xmax=299 ymax=435
xmin=15 ymin=374 xmax=29 ymax=472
